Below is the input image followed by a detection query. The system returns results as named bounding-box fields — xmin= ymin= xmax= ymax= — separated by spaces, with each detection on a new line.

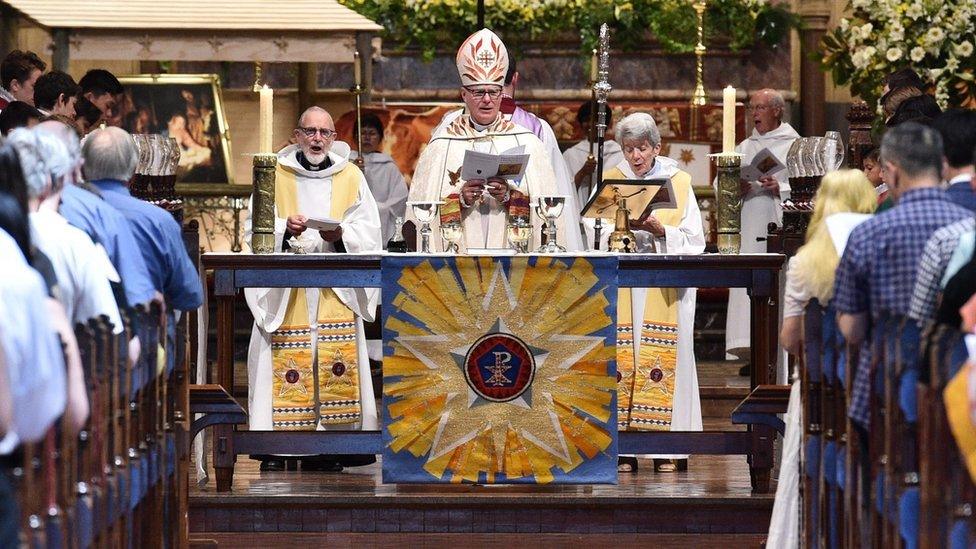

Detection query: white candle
xmin=722 ymin=85 xmax=736 ymax=154
xmin=259 ymin=84 xmax=273 ymax=154
xmin=590 ymin=49 xmax=598 ymax=82
xmin=354 ymin=51 xmax=362 ymax=88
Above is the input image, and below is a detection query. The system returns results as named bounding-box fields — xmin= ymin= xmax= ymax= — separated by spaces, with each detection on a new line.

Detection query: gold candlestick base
xmin=251 ymin=153 xmax=278 ymax=254
xmin=711 ymin=152 xmax=742 ymax=255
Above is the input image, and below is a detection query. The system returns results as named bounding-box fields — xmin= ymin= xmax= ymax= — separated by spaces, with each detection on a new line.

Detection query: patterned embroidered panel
xmin=382 ymin=255 xmax=619 ymax=484
xmin=316 ymin=321 xmax=361 ymax=426
xmin=628 ymin=321 xmax=679 ymax=431
xmin=271 ymin=328 xmax=318 ymax=431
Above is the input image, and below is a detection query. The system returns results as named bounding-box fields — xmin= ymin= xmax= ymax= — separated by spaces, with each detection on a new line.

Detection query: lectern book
xmin=581 ymin=178 xmax=676 ymax=220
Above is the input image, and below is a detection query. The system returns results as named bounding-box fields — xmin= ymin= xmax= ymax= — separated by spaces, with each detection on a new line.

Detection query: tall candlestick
xmin=722 ymin=85 xmax=736 ymax=154
xmin=589 ymin=49 xmax=598 ymax=82
xmin=259 ymin=84 xmax=273 ymax=153
xmin=353 ymin=51 xmax=362 ymax=88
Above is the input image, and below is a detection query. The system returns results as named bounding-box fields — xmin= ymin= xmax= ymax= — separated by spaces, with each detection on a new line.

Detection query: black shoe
xmin=738 ymin=363 xmax=750 ymax=377
xmin=337 ymin=454 xmax=377 ymax=468
xmin=301 ymin=456 xmax=343 ymax=472
xmin=259 ymin=458 xmax=285 ymax=472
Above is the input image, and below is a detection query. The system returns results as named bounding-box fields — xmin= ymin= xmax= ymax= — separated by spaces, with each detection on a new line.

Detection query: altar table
xmin=199 ymin=252 xmax=785 ymax=491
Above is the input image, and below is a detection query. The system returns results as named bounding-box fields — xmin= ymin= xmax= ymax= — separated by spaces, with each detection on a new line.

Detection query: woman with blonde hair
xmin=780 ymin=168 xmax=879 ymax=352
xmin=767 ymin=168 xmax=878 ymax=548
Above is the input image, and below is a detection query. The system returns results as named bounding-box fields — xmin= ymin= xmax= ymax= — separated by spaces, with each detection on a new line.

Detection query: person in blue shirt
xmin=81 ymin=126 xmax=203 ymax=372
xmin=932 ymin=109 xmax=976 ymax=213
xmin=38 ymin=120 xmax=157 ymax=309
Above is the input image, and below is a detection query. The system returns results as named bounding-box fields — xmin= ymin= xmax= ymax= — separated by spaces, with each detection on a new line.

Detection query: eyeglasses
xmin=746 ymin=104 xmax=774 ymax=112
xmin=463 ymin=86 xmax=503 ymax=100
xmin=298 ymin=127 xmax=337 ymax=138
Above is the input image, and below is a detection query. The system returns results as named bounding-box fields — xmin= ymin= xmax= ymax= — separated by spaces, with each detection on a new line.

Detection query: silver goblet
xmin=407 ymin=201 xmax=444 ymax=254
xmin=535 ymin=196 xmax=567 ymax=253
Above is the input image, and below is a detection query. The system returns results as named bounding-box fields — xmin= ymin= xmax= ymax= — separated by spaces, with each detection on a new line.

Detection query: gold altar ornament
xmin=713 ymin=152 xmax=742 ymax=254
xmin=251 ymin=153 xmax=278 ymax=254
xmin=608 ymin=186 xmax=638 ymax=253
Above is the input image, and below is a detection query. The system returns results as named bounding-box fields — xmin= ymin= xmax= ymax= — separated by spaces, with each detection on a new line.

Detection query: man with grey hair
xmin=83 ymin=126 xmax=203 ymax=370
xmin=50 ymin=120 xmax=156 ymax=310
xmin=242 ymin=106 xmax=381 ymax=472
xmin=833 ymin=122 xmax=970 ymax=429
xmin=725 ymin=88 xmax=800 ymax=363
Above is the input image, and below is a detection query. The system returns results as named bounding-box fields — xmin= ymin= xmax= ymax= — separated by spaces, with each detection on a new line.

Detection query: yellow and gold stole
xmin=609 ymin=168 xmax=692 ymax=431
xmin=270 ymin=162 xmax=364 ymax=430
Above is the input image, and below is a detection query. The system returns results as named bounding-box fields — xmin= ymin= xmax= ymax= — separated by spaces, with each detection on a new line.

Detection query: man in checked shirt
xmin=832 ymin=122 xmax=971 ymax=429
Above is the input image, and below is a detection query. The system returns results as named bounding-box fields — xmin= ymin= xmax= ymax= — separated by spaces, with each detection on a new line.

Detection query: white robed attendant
xmin=243 ymin=107 xmax=381 ymax=443
xmin=726 ymin=89 xmax=799 ymax=357
xmin=349 ymin=114 xmax=408 ymax=246
xmin=562 ymin=102 xmax=626 ymax=216
xmin=587 ymin=113 xmax=705 ymax=472
xmin=411 ymin=29 xmax=574 ymax=252
xmin=350 ymin=150 xmax=408 ymax=245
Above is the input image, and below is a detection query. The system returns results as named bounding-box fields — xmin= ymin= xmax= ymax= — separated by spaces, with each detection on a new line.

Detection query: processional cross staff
xmin=592 ymin=24 xmax=612 ymax=250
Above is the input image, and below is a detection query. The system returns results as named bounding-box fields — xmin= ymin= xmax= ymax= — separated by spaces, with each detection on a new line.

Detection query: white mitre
xmin=456 ymin=28 xmax=509 ymax=87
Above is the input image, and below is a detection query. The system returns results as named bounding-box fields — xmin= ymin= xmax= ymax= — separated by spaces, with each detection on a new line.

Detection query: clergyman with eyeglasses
xmin=408 ymin=28 xmax=563 ymax=252
xmin=725 ymin=88 xmax=800 ymax=362
xmin=242 ymin=106 xmax=383 ymax=473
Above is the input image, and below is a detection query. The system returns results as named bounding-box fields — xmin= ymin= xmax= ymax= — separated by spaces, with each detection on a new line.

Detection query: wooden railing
xmin=799 ymin=300 xmax=975 ymax=547
xmin=8 ymin=220 xmax=199 ymax=548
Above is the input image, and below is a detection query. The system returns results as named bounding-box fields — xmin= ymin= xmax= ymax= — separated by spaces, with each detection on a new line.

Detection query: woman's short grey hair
xmin=82 ymin=126 xmax=138 ymax=182
xmin=615 ymin=112 xmax=661 ymax=147
xmin=5 ymin=127 xmax=68 ymax=199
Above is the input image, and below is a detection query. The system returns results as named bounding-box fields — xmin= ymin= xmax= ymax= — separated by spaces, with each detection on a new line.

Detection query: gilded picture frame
xmin=117 ymin=74 xmax=234 ymax=192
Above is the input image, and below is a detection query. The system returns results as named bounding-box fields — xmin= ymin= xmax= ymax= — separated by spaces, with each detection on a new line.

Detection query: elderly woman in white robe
xmin=588 ymin=112 xmax=705 ymax=473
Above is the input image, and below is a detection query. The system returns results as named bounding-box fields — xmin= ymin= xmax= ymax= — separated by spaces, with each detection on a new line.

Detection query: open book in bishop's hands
xmin=461 ymin=146 xmax=530 ymax=182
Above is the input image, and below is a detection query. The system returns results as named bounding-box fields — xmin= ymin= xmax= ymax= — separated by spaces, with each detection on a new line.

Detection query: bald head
xmin=749 ymin=88 xmax=785 ymax=135
xmin=294 ymin=106 xmax=336 ymax=165
xmin=82 ymin=126 xmax=138 ymax=183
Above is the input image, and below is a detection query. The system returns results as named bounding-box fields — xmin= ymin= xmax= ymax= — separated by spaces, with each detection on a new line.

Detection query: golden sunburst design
xmin=383 ymin=257 xmax=617 ymax=483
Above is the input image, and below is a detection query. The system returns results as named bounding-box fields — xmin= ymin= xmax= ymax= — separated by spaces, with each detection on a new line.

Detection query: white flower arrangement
xmin=822 ymin=0 xmax=976 ymax=108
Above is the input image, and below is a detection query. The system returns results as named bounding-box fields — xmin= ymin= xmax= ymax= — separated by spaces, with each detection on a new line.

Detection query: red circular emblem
xmin=650 ymin=368 xmax=664 ymax=383
xmin=332 ymin=362 xmax=346 ymax=377
xmin=463 ymin=332 xmax=535 ymax=402
xmin=285 ymin=369 xmax=300 ymax=384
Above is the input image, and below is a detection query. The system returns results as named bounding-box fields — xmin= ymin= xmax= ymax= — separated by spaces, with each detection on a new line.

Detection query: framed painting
xmin=117 ymin=74 xmax=234 ymax=190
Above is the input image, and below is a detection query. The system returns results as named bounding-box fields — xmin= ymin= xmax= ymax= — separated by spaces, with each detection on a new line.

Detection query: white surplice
xmin=587 ymin=157 xmax=706 ymax=456
xmin=725 ymin=122 xmax=800 ymax=355
xmin=30 ymin=208 xmax=123 ymax=334
xmin=242 ymin=141 xmax=381 ymax=432
xmin=350 ymin=150 xmax=408 ymax=246
xmin=432 ymin=108 xmax=584 ymax=251
xmin=562 ymin=138 xmax=625 ymax=214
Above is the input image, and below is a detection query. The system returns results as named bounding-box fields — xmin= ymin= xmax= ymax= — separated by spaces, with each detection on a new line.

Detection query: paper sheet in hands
xmin=741 ymin=147 xmax=786 ymax=182
xmin=825 ymin=212 xmax=872 ymax=256
xmin=305 ymin=216 xmax=342 ymax=232
xmin=461 ymin=146 xmax=529 ymax=182
xmin=582 ymin=178 xmax=677 ymax=220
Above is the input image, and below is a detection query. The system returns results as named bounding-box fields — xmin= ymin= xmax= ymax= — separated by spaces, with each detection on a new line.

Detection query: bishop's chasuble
xmin=243 ymin=141 xmax=381 ymax=432
xmin=409 ymin=113 xmax=571 ymax=252
xmin=600 ymin=157 xmax=706 ymax=456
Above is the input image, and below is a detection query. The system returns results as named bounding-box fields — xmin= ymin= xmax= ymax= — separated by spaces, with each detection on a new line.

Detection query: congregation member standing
xmin=33 ymin=70 xmax=80 ymax=119
xmin=0 ymin=50 xmax=45 ymax=111
xmin=243 ymin=106 xmax=382 ymax=472
xmin=833 ymin=122 xmax=971 ymax=429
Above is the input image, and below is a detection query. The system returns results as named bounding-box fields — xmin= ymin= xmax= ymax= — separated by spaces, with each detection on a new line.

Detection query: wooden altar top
xmin=202 ymin=252 xmax=786 ymax=293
